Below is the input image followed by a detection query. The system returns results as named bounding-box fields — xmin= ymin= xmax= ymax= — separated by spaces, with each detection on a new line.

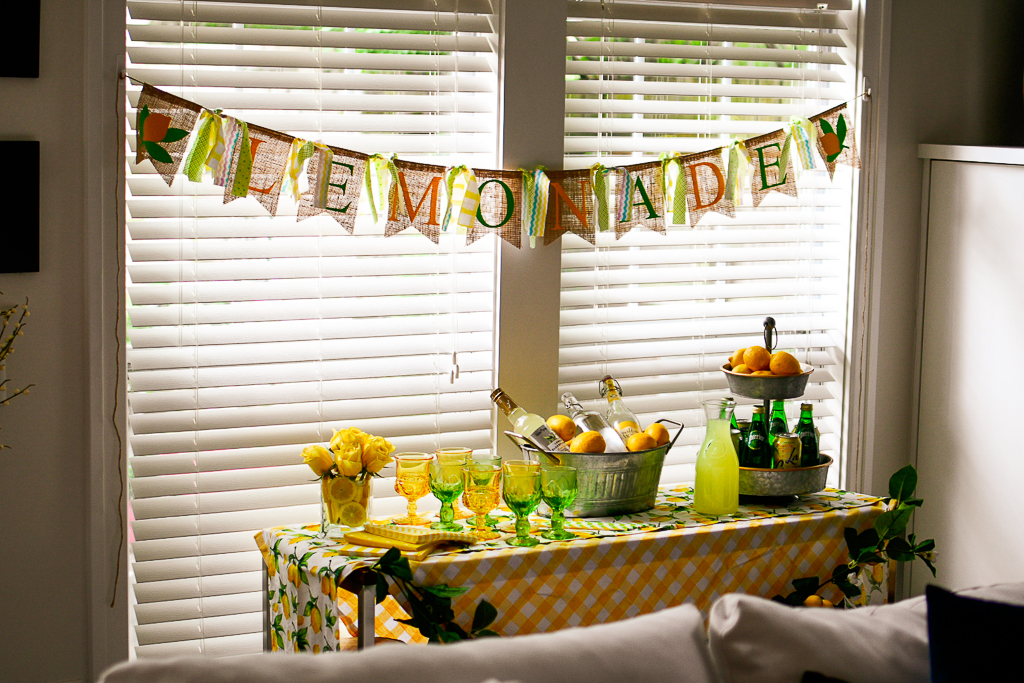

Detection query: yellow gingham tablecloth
xmin=256 ymin=485 xmax=883 ymax=652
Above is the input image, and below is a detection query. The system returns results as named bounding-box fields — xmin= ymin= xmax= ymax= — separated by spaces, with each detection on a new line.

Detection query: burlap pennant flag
xmin=746 ymin=128 xmax=798 ymax=208
xmin=469 ymin=168 xmax=522 ymax=248
xmin=682 ymin=148 xmax=735 ymax=226
xmin=545 ymin=169 xmax=593 ymax=245
xmin=135 ymin=84 xmax=201 ymax=187
xmin=811 ymin=103 xmax=859 ymax=180
xmin=615 ymin=160 xmax=665 ymax=238
xmin=221 ymin=124 xmax=294 ymax=216
xmin=297 ymin=146 xmax=368 ymax=233
xmin=385 ymin=159 xmax=447 ymax=243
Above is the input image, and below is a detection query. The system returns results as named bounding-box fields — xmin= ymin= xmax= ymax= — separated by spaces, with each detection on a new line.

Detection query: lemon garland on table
xmin=774 ymin=465 xmax=937 ymax=608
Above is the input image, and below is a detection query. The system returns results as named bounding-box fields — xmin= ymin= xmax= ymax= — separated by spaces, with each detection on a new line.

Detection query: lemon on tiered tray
xmin=725 ymin=346 xmax=803 ymax=377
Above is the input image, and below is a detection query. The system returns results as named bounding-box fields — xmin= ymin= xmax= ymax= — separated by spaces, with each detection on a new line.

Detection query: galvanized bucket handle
xmin=653 ymin=418 xmax=685 ymax=451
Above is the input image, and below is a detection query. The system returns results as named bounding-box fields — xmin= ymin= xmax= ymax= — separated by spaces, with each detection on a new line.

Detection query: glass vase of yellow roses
xmin=302 ymin=427 xmax=395 ymax=533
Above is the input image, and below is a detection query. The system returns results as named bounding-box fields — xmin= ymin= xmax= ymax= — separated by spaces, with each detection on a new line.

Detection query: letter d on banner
xmin=683 ymin=148 xmax=734 ymax=226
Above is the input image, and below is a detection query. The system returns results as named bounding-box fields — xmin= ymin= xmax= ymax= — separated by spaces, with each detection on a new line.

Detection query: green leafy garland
xmin=774 ymin=465 xmax=936 ymax=607
xmin=340 ymin=547 xmax=499 ymax=643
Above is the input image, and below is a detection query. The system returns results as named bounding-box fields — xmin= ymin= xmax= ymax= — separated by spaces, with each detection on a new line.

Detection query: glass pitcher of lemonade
xmin=694 ymin=397 xmax=739 ymax=516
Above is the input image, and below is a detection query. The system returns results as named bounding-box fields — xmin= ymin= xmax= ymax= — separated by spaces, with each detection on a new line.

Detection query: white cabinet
xmin=912 ymin=145 xmax=1024 ymax=594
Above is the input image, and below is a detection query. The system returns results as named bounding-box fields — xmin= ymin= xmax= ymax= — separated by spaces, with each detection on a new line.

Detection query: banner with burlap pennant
xmin=681 ymin=148 xmax=735 ymax=226
xmin=297 ymin=146 xmax=368 ymax=234
xmin=221 ymin=123 xmax=294 ymax=216
xmin=746 ymin=128 xmax=798 ymax=208
xmin=385 ymin=159 xmax=448 ymax=243
xmin=544 ymin=169 xmax=593 ymax=246
xmin=135 ymin=84 xmax=201 ymax=187
xmin=469 ymin=168 xmax=523 ymax=248
xmin=615 ymin=160 xmax=665 ymax=238
xmin=810 ymin=103 xmax=859 ymax=180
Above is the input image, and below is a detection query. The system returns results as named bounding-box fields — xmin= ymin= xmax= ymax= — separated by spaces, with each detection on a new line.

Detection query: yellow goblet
xmin=435 ymin=447 xmax=474 ymax=520
xmin=462 ymin=464 xmax=502 ymax=541
xmin=393 ymin=452 xmax=433 ymax=525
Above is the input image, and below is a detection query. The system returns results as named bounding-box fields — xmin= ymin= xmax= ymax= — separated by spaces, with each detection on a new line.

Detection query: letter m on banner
xmin=386 ymin=159 xmax=447 ymax=243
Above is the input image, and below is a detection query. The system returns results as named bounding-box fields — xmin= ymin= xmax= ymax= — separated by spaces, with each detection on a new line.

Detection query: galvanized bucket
xmin=507 ymin=419 xmax=683 ymax=517
xmin=738 ymin=454 xmax=832 ymax=497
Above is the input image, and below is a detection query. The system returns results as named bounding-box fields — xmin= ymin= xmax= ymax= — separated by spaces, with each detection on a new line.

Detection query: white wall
xmin=0 ymin=1 xmax=125 ymax=681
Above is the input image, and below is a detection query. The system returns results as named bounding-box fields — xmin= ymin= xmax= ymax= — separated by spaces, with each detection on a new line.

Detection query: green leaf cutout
xmin=836 ymin=114 xmax=847 ymax=145
xmin=162 ymin=127 xmax=189 ymax=143
xmin=819 ymin=118 xmax=835 ymax=136
xmin=143 ymin=140 xmax=172 ymax=164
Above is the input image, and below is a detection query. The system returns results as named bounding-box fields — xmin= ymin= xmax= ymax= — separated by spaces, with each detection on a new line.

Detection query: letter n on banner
xmin=746 ymin=128 xmax=797 ymax=208
xmin=222 ymin=124 xmax=293 ymax=216
xmin=616 ymin=160 xmax=665 ymax=239
xmin=811 ymin=102 xmax=859 ymax=181
xmin=298 ymin=146 xmax=368 ymax=234
xmin=135 ymin=84 xmax=201 ymax=187
xmin=544 ymin=169 xmax=593 ymax=245
xmin=468 ymin=169 xmax=522 ymax=248
xmin=682 ymin=148 xmax=735 ymax=226
xmin=386 ymin=159 xmax=447 ymax=243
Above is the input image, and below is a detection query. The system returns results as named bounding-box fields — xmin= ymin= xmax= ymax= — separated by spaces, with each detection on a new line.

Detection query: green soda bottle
xmin=768 ymin=400 xmax=788 ymax=445
xmin=744 ymin=406 xmax=772 ymax=469
xmin=795 ymin=402 xmax=820 ymax=466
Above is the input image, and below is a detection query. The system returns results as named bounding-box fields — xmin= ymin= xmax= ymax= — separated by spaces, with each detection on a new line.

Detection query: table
xmin=255 ymin=485 xmax=883 ymax=653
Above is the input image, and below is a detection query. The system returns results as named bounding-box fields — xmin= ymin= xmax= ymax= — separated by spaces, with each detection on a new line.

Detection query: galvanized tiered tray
xmin=723 ymin=317 xmax=830 ymax=499
xmin=506 ymin=419 xmax=683 ymax=518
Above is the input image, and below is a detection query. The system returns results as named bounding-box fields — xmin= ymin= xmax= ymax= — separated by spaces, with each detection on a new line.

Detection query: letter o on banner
xmin=476 ymin=179 xmax=515 ymax=228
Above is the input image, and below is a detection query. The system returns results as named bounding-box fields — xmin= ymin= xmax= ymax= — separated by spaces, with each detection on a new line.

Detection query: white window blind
xmin=125 ymin=0 xmax=500 ymax=658
xmin=560 ymin=0 xmax=858 ymax=484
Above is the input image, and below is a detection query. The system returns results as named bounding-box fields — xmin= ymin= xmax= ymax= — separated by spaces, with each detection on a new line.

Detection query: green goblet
xmin=541 ymin=466 xmax=578 ymax=541
xmin=429 ymin=458 xmax=464 ymax=531
xmin=501 ymin=461 xmax=541 ymax=547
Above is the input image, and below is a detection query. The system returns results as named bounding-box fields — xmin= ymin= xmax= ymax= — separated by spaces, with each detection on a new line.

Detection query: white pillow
xmin=99 ymin=603 xmax=716 ymax=683
xmin=707 ymin=580 xmax=1024 ymax=683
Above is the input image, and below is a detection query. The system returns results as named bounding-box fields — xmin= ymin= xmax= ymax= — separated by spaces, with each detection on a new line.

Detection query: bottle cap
xmin=801 ymin=403 xmax=813 ymax=410
xmin=752 ymin=405 xmax=764 ymax=413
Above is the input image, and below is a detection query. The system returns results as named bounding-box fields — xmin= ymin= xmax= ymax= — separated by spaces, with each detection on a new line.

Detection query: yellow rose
xmin=333 ymin=443 xmax=363 ymax=478
xmin=362 ymin=436 xmax=395 ymax=474
xmin=330 ymin=427 xmax=369 ymax=452
xmin=301 ymin=445 xmax=334 ymax=477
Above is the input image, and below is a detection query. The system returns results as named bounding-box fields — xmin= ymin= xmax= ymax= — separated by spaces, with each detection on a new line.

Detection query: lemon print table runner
xmin=256 ymin=485 xmax=881 ymax=652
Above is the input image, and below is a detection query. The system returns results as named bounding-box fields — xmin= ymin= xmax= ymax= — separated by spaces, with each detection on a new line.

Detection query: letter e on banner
xmin=297 ymin=146 xmax=368 ymax=234
xmin=747 ymin=128 xmax=797 ymax=208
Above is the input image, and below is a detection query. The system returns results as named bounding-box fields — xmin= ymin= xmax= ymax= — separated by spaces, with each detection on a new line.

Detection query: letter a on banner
xmin=683 ymin=148 xmax=735 ymax=226
xmin=544 ymin=169 xmax=593 ymax=245
xmin=221 ymin=123 xmax=294 ymax=216
xmin=468 ymin=168 xmax=523 ymax=247
xmin=135 ymin=84 xmax=201 ymax=187
xmin=386 ymin=159 xmax=447 ymax=243
xmin=297 ymin=146 xmax=368 ymax=234
xmin=810 ymin=102 xmax=859 ymax=181
xmin=746 ymin=128 xmax=798 ymax=208
xmin=615 ymin=161 xmax=666 ymax=238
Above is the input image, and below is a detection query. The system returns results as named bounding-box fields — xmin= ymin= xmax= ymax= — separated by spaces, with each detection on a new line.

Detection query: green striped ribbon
xmin=789 ymin=116 xmax=817 ymax=170
xmin=385 ymin=154 xmax=401 ymax=220
xmin=442 ymin=165 xmax=467 ymax=232
xmin=659 ymin=152 xmax=686 ymax=226
xmin=589 ymin=163 xmax=611 ymax=233
xmin=363 ymin=154 xmax=390 ymax=223
xmin=229 ymin=121 xmax=253 ymax=198
xmin=725 ymin=139 xmax=748 ymax=206
xmin=182 ymin=110 xmax=219 ymax=182
xmin=521 ymin=168 xmax=550 ymax=248
xmin=281 ymin=139 xmax=315 ymax=202
xmin=778 ymin=132 xmax=794 ymax=184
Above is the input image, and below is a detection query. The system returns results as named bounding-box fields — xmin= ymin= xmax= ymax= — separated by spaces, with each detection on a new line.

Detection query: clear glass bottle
xmin=795 ymin=402 xmax=820 ymax=467
xmin=561 ymin=392 xmax=628 ymax=452
xmin=491 ymin=388 xmax=570 ymax=454
xmin=600 ymin=376 xmax=641 ymax=442
xmin=695 ymin=397 xmax=739 ymax=516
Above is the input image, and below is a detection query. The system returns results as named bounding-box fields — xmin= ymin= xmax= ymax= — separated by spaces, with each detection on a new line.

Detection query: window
xmin=125 ymin=0 xmax=500 ymax=656
xmin=560 ymin=0 xmax=859 ymax=484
